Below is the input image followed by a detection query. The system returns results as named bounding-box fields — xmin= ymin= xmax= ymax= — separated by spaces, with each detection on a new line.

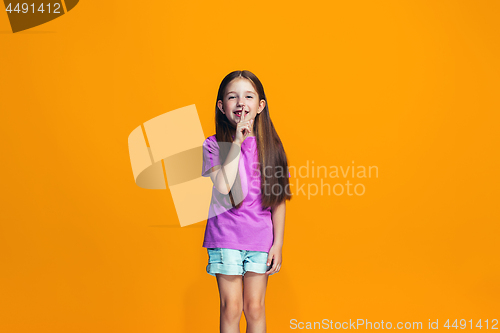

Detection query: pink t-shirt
xmin=201 ymin=135 xmax=289 ymax=252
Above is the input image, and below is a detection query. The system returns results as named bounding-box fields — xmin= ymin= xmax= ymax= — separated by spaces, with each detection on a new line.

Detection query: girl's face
xmin=218 ymin=78 xmax=266 ymax=133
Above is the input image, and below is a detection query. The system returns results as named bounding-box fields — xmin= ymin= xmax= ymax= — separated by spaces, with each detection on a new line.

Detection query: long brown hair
xmin=214 ymin=70 xmax=292 ymax=209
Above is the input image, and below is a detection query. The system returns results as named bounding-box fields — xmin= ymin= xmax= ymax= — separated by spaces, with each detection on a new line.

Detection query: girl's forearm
xmin=214 ymin=142 xmax=242 ymax=195
xmin=271 ymin=201 xmax=286 ymax=247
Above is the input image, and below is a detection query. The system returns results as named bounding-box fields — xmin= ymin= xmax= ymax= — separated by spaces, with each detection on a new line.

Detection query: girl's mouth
xmin=234 ymin=111 xmax=249 ymax=117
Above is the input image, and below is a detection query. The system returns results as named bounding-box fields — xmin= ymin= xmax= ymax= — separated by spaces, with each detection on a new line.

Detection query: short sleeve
xmin=201 ymin=136 xmax=221 ymax=177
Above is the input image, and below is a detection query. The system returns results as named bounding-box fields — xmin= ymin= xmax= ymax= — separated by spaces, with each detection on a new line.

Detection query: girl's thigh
xmin=243 ymin=271 xmax=268 ymax=304
xmin=216 ymin=273 xmax=244 ymax=307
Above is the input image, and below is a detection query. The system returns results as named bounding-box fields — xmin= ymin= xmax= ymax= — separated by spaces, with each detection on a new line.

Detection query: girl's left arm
xmin=266 ymin=201 xmax=286 ymax=274
xmin=271 ymin=201 xmax=286 ymax=247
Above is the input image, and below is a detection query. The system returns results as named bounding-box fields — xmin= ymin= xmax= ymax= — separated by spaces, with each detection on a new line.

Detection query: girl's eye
xmin=228 ymin=96 xmax=253 ymax=99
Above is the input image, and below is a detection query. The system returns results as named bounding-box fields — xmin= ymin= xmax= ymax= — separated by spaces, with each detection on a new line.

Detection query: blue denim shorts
xmin=206 ymin=247 xmax=273 ymax=277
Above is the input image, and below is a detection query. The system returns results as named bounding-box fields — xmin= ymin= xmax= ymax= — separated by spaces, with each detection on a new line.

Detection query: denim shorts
xmin=206 ymin=247 xmax=273 ymax=277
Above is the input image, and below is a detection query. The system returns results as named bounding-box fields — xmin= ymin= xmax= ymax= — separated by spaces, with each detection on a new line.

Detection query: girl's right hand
xmin=234 ymin=110 xmax=254 ymax=146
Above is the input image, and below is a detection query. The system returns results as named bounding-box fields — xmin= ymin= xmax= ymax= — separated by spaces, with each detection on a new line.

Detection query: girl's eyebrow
xmin=227 ymin=91 xmax=256 ymax=95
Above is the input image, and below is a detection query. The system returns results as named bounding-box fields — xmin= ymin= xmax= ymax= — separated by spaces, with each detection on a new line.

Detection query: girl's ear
xmin=258 ymin=100 xmax=266 ymax=114
xmin=217 ymin=100 xmax=225 ymax=114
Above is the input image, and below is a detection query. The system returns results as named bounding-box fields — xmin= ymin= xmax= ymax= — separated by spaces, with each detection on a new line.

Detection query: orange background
xmin=1 ymin=1 xmax=499 ymax=332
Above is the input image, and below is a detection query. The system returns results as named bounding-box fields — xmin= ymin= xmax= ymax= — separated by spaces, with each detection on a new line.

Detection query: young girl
xmin=201 ymin=70 xmax=292 ymax=333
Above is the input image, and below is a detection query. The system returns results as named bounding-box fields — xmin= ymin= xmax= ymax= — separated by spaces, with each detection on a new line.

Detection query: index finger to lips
xmin=241 ymin=108 xmax=247 ymax=122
